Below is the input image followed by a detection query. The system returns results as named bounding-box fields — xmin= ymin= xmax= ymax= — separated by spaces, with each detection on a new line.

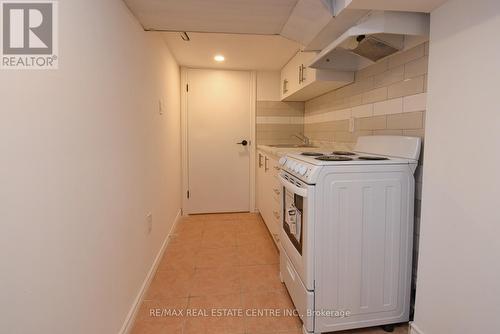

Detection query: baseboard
xmin=410 ymin=322 xmax=425 ymax=334
xmin=119 ymin=209 xmax=182 ymax=334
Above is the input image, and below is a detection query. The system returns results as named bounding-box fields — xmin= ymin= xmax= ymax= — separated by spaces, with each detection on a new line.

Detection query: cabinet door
xmin=297 ymin=51 xmax=318 ymax=87
xmin=256 ymin=152 xmax=265 ymax=212
xmin=281 ymin=51 xmax=301 ymax=99
xmin=257 ymin=153 xmax=283 ymax=247
xmin=264 ymin=155 xmax=282 ymax=246
xmin=281 ymin=50 xmax=354 ymax=101
xmin=261 ymin=154 xmax=273 ymax=226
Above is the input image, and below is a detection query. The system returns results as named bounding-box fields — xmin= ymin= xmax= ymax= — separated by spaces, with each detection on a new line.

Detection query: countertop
xmin=257 ymin=145 xmax=309 ymax=158
xmin=257 ymin=142 xmax=355 ymax=159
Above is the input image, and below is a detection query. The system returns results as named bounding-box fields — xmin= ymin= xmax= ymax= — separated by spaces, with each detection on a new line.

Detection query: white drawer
xmin=271 ymin=178 xmax=282 ymax=202
xmin=280 ymin=247 xmax=314 ymax=332
xmin=270 ymin=159 xmax=281 ymax=176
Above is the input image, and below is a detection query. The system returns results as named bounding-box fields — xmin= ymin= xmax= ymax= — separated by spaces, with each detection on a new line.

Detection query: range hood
xmin=309 ymin=11 xmax=430 ymax=71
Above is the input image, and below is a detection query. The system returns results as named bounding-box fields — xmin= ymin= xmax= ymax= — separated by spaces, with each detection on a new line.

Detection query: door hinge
xmin=187 ymin=190 xmax=190 ymax=199
xmin=186 ymin=84 xmax=189 ymax=92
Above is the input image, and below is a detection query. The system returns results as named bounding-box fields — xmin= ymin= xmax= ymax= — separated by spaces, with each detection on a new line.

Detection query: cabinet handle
xmin=265 ymin=157 xmax=269 ymax=171
xmin=283 ymin=79 xmax=288 ymax=94
xmin=301 ymin=64 xmax=306 ymax=83
xmin=258 ymin=154 xmax=263 ymax=168
xmin=298 ymin=65 xmax=302 ymax=84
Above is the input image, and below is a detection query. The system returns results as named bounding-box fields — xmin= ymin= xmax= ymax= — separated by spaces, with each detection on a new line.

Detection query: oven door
xmin=283 ymin=182 xmax=305 ymax=254
xmin=278 ymin=172 xmax=315 ymax=291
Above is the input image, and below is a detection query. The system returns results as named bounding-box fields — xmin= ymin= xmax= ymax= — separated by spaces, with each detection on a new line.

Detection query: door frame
xmin=180 ymin=67 xmax=257 ymax=215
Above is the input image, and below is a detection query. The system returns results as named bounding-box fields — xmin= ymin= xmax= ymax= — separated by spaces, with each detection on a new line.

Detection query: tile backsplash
xmin=304 ymin=42 xmax=428 ymax=147
xmin=256 ymin=101 xmax=305 ymax=145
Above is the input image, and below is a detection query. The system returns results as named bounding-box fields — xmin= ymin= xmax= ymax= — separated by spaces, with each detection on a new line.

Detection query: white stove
xmin=278 ymin=136 xmax=421 ymax=334
xmin=279 ymin=136 xmax=421 ymax=184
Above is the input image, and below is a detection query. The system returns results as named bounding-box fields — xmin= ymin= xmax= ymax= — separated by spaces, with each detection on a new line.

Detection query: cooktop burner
xmin=332 ymin=151 xmax=356 ymax=156
xmin=316 ymin=156 xmax=354 ymax=161
xmin=358 ymin=156 xmax=390 ymax=160
xmin=301 ymin=152 xmax=324 ymax=156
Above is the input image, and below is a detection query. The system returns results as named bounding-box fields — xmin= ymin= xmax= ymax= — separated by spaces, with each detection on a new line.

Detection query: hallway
xmin=131 ymin=213 xmax=409 ymax=334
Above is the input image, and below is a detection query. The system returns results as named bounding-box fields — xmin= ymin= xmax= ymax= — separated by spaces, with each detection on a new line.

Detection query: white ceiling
xmin=124 ymin=0 xmax=299 ymax=34
xmin=125 ymin=0 xmax=447 ymax=70
xmin=124 ymin=0 xmax=447 ymax=35
xmin=162 ymin=32 xmax=300 ymax=70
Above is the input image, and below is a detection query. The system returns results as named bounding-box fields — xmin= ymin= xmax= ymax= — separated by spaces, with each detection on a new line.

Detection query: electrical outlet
xmin=146 ymin=213 xmax=153 ymax=234
xmin=349 ymin=117 xmax=355 ymax=133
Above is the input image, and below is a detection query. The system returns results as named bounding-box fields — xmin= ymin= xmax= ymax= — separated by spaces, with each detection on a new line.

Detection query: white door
xmin=186 ymin=69 xmax=253 ymax=214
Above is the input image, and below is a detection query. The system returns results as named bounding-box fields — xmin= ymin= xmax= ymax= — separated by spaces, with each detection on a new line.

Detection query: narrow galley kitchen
xmin=129 ymin=0 xmax=430 ymax=331
xmin=2 ymin=1 xmax=500 ymax=334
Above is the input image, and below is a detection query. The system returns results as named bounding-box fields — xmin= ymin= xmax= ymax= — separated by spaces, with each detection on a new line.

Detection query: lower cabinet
xmin=256 ymin=150 xmax=282 ymax=247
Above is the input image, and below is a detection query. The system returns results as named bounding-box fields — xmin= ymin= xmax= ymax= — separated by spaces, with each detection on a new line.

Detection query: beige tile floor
xmin=131 ymin=213 xmax=409 ymax=334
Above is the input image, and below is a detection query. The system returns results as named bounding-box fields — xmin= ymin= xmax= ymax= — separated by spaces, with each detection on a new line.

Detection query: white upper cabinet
xmin=280 ymin=50 xmax=354 ymax=102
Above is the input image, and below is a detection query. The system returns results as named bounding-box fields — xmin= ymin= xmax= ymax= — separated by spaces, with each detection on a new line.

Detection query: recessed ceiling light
xmin=214 ymin=55 xmax=225 ymax=62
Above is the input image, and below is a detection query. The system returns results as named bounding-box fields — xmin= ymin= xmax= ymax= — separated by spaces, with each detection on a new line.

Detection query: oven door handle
xmin=278 ymin=174 xmax=308 ymax=197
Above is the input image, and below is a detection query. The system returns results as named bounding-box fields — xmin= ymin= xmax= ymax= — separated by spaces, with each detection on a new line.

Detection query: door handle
xmin=236 ymin=140 xmax=248 ymax=146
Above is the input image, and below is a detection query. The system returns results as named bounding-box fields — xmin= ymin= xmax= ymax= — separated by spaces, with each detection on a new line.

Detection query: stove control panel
xmin=279 ymin=156 xmax=319 ymax=183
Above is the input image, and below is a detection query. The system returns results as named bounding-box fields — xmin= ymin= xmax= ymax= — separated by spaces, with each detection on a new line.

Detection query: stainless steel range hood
xmin=309 ymin=11 xmax=430 ymax=71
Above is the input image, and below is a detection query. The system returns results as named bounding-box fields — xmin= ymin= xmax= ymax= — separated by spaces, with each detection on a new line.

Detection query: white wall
xmin=0 ymin=1 xmax=181 ymax=333
xmin=412 ymin=1 xmax=500 ymax=333
xmin=256 ymin=71 xmax=281 ymax=101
